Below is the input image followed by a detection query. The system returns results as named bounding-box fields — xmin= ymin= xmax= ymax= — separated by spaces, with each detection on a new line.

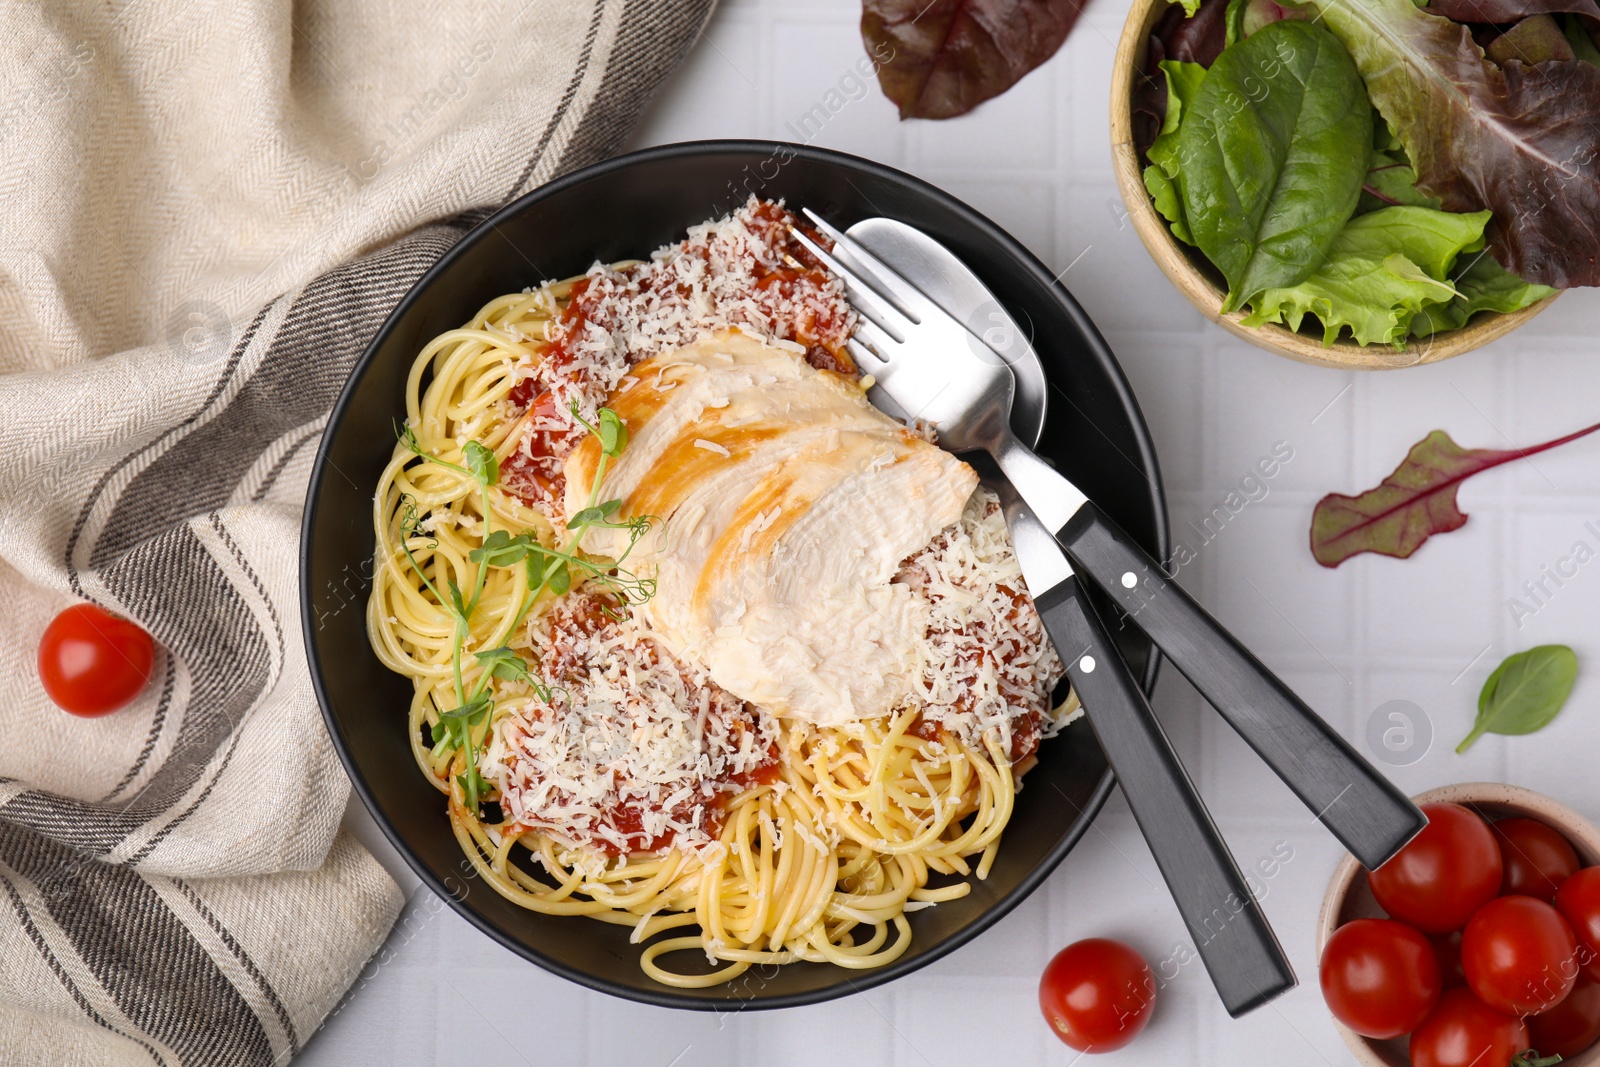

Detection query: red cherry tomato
xmin=1493 ymin=818 xmax=1581 ymax=902
xmin=1038 ymin=939 xmax=1155 ymax=1053
xmin=1529 ymin=976 xmax=1600 ymax=1058
xmin=37 ymin=604 xmax=156 ymax=717
xmin=1462 ymin=895 xmax=1578 ymax=1016
xmin=1433 ymin=931 xmax=1467 ymax=989
xmin=1369 ymin=803 xmax=1503 ymax=934
xmin=1556 ymin=868 xmax=1600 ymax=984
xmin=1319 ymin=918 xmax=1442 ymax=1038
xmin=1409 ymin=988 xmax=1531 ymax=1067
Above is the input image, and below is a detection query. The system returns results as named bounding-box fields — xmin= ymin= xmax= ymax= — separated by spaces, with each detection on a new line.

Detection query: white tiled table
xmin=301 ymin=0 xmax=1600 ymax=1061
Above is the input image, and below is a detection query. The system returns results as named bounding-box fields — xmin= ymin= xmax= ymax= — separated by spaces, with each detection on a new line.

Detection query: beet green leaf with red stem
xmin=1311 ymin=420 xmax=1600 ymax=567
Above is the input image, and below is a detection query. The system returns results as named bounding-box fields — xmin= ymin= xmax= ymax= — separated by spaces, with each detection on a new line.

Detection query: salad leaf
xmin=1136 ymin=0 xmax=1230 ymax=153
xmin=1175 ymin=20 xmax=1373 ymax=311
xmin=1155 ymin=0 xmax=1231 ymax=64
xmin=1486 ymin=15 xmax=1576 ymax=64
xmin=1143 ymin=60 xmax=1208 ymax=245
xmin=1426 ymin=0 xmax=1600 ymax=21
xmin=1310 ymin=420 xmax=1600 ymax=566
xmin=1224 ymin=0 xmax=1248 ymax=47
xmin=1361 ymin=152 xmax=1445 ymax=212
xmin=1241 ymin=206 xmax=1487 ymax=345
xmin=1569 ymin=13 xmax=1600 ymax=66
xmin=1311 ymin=0 xmax=1600 ymax=287
xmin=861 ymin=0 xmax=1091 ymax=119
xmin=1458 ymin=645 xmax=1578 ymax=753
xmin=1410 ymin=251 xmax=1558 ymax=335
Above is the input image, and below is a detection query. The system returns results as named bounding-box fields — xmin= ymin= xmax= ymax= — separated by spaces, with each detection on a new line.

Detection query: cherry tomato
xmin=1409 ymin=988 xmax=1530 ymax=1067
xmin=1038 ymin=939 xmax=1155 ymax=1053
xmin=1462 ymin=895 xmax=1578 ymax=1016
xmin=37 ymin=604 xmax=156 ymax=717
xmin=1494 ymin=818 xmax=1581 ymax=902
xmin=1433 ymin=931 xmax=1467 ymax=989
xmin=1369 ymin=803 xmax=1503 ymax=934
xmin=1319 ymin=918 xmax=1442 ymax=1038
xmin=1556 ymin=868 xmax=1600 ymax=984
xmin=1529 ymin=976 xmax=1600 ymax=1057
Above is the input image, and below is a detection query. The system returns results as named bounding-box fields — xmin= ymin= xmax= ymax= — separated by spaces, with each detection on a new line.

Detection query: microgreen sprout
xmin=392 ymin=407 xmax=656 ymax=812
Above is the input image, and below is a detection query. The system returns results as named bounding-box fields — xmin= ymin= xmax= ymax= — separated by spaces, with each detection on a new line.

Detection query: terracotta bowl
xmin=1108 ymin=0 xmax=1559 ymax=370
xmin=1316 ymin=783 xmax=1600 ymax=1066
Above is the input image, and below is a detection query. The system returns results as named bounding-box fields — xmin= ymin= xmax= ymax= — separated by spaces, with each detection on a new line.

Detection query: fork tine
xmin=852 ymin=316 xmax=898 ymax=361
xmin=846 ymin=337 xmax=886 ymax=374
xmin=800 ymin=209 xmax=947 ymax=327
xmin=787 ymin=227 xmax=912 ymax=342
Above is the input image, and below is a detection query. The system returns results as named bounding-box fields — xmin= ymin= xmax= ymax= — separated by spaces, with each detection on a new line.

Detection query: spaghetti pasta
xmin=367 ymin=199 xmax=1078 ymax=986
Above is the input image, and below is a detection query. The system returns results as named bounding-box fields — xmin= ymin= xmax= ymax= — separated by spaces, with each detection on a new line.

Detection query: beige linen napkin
xmin=0 ymin=0 xmax=713 ymax=1062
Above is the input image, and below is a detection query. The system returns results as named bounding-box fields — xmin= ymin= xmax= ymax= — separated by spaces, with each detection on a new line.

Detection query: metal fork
xmin=789 ymin=208 xmax=1426 ymax=873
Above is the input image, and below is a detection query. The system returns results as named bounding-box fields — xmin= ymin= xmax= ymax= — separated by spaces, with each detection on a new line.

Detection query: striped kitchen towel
xmin=0 ymin=0 xmax=714 ymax=1063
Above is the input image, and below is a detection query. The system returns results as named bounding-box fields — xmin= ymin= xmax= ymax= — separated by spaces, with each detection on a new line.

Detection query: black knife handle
xmin=1036 ymin=574 xmax=1295 ymax=1017
xmin=1056 ymin=501 xmax=1426 ymax=871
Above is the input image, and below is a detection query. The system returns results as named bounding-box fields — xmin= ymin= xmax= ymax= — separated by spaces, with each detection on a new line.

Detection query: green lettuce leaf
xmin=1360 ymin=151 xmax=1444 ymax=212
xmin=1175 ymin=20 xmax=1373 ymax=311
xmin=1143 ymin=60 xmax=1208 ymax=246
xmin=1411 ymin=251 xmax=1559 ymax=336
xmin=1242 ymin=206 xmax=1490 ymax=345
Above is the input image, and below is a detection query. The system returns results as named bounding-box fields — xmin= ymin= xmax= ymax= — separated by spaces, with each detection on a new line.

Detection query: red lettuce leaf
xmin=1311 ymin=421 xmax=1600 ymax=567
xmin=1427 ymin=0 xmax=1600 ymax=23
xmin=1315 ymin=0 xmax=1600 ymax=288
xmin=1154 ymin=0 xmax=1230 ymax=65
xmin=861 ymin=0 xmax=1087 ymax=119
xmin=1135 ymin=0 xmax=1231 ymax=155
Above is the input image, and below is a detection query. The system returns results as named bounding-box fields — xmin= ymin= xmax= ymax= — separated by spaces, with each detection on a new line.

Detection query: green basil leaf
xmin=1458 ymin=645 xmax=1578 ymax=753
xmin=1175 ymin=19 xmax=1373 ymax=311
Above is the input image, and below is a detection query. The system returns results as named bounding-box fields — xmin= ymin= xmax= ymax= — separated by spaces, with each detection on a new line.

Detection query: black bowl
xmin=301 ymin=140 xmax=1170 ymax=1010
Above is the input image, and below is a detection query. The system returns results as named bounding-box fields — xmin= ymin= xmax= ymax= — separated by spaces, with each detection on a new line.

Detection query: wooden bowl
xmin=1108 ymin=0 xmax=1559 ymax=370
xmin=1316 ymin=783 xmax=1600 ymax=1066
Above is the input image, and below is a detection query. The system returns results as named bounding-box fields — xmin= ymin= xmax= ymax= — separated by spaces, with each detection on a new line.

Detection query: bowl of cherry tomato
xmin=1318 ymin=783 xmax=1600 ymax=1067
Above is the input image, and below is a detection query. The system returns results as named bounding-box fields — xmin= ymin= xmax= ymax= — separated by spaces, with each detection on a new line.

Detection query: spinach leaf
xmin=1411 ymin=250 xmax=1558 ymax=336
xmin=1458 ymin=645 xmax=1578 ymax=753
xmin=1143 ymin=60 xmax=1209 ymax=245
xmin=1241 ymin=206 xmax=1488 ymax=345
xmin=1175 ymin=19 xmax=1373 ymax=311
